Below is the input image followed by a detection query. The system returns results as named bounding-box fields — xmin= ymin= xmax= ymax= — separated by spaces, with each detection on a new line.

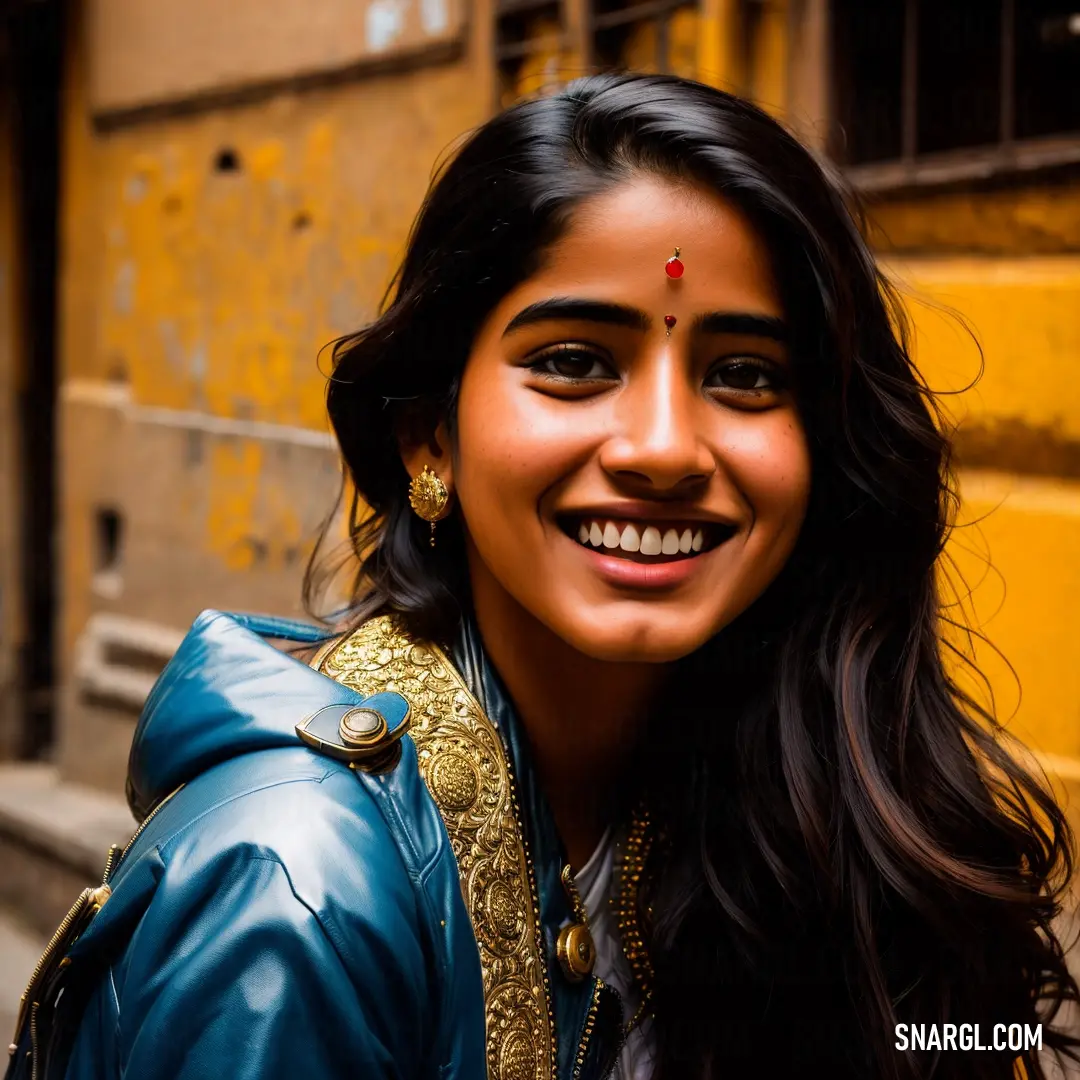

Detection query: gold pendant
xmin=556 ymin=921 xmax=597 ymax=982
xmin=556 ymin=863 xmax=596 ymax=982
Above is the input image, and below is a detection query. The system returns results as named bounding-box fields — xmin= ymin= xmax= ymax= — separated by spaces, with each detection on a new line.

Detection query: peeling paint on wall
xmin=62 ymin=33 xmax=486 ymax=646
xmin=367 ymin=0 xmax=409 ymax=53
xmin=421 ymin=0 xmax=449 ymax=36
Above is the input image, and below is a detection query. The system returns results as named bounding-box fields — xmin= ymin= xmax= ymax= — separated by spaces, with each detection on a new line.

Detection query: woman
xmin=11 ymin=74 xmax=1078 ymax=1080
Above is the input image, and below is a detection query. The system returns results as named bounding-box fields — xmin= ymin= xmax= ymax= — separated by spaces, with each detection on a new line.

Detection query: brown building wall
xmin=86 ymin=0 xmax=469 ymax=117
xmin=55 ymin=0 xmax=495 ymax=791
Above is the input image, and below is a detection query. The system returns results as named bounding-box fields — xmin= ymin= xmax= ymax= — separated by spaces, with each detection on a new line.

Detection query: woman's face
xmin=439 ymin=176 xmax=810 ymax=663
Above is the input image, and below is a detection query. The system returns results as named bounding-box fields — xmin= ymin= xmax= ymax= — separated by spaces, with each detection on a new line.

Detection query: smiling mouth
xmin=560 ymin=516 xmax=736 ymax=563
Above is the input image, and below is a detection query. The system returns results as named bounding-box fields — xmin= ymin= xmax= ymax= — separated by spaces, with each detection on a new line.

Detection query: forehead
xmin=535 ymin=175 xmax=782 ymax=315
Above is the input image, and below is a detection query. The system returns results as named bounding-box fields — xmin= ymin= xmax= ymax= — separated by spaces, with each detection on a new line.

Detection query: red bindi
xmin=664 ymin=314 xmax=677 ymax=330
xmin=665 ymin=247 xmax=684 ymax=279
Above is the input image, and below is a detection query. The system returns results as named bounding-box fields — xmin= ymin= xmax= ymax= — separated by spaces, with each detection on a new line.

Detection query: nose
xmin=599 ymin=350 xmax=716 ymax=494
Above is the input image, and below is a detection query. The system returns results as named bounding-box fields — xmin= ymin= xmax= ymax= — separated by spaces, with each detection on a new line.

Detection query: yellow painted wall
xmin=868 ymin=185 xmax=1080 ymax=255
xmin=887 ymin=256 xmax=1080 ymax=770
xmin=57 ymin=12 xmax=491 ymax=651
xmin=946 ymin=471 xmax=1080 ymax=760
xmin=55 ymin=0 xmax=496 ymax=788
xmin=889 ymin=257 xmax=1080 ymax=444
xmin=747 ymin=0 xmax=787 ymax=115
xmin=71 ymin=85 xmax=485 ymax=416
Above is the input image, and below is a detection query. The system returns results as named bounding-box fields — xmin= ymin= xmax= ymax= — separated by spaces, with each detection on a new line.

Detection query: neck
xmin=470 ymin=591 xmax=666 ymax=869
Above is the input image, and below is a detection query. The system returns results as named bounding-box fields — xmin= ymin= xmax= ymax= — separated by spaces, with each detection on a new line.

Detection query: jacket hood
xmin=127 ymin=609 xmax=364 ymax=818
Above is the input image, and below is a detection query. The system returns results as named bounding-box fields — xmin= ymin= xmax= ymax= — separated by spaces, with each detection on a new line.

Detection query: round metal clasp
xmin=556 ymin=922 xmax=596 ymax=982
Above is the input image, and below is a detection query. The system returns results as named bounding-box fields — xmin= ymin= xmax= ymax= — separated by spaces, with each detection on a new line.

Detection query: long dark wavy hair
xmin=306 ymin=74 xmax=1079 ymax=1079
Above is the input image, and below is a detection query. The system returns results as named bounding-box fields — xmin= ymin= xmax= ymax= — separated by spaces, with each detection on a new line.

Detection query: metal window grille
xmin=587 ymin=0 xmax=697 ymax=75
xmin=831 ymin=0 xmax=1080 ymax=189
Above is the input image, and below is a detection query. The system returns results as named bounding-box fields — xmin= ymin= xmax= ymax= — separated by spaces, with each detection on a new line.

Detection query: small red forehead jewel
xmin=664 ymin=248 xmax=682 ymax=336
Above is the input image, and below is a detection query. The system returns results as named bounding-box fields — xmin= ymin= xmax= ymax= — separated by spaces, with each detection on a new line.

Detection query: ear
xmin=398 ymin=416 xmax=454 ymax=502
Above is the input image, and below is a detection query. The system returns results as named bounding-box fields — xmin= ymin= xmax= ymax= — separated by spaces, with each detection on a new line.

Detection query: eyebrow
xmin=502 ymin=297 xmax=787 ymax=341
xmin=503 ymin=298 xmax=649 ymax=335
xmin=693 ymin=312 xmax=787 ymax=341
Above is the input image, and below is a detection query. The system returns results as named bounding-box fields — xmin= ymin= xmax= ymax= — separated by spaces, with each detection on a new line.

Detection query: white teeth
xmin=640 ymin=526 xmax=662 ymax=555
xmin=575 ymin=518 xmax=710 ymax=557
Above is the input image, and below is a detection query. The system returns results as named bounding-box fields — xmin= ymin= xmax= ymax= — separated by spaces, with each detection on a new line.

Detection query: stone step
xmin=0 ymin=764 xmax=134 ymax=940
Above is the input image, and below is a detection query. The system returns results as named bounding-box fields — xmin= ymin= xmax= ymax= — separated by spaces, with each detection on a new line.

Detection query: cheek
xmin=454 ymin=371 xmax=598 ymax=502
xmin=454 ymin=373 xmax=528 ymax=496
xmin=723 ymin=414 xmax=811 ymax=526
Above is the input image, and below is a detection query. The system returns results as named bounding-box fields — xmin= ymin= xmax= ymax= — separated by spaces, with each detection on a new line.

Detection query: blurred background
xmin=0 ymin=0 xmax=1078 ymax=1036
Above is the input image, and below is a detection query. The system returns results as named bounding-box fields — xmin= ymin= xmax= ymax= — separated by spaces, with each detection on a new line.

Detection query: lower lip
xmin=574 ymin=539 xmax=709 ymax=590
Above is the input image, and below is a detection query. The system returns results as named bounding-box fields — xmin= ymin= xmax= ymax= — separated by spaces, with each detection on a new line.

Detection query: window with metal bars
xmin=492 ymin=0 xmax=699 ymax=108
xmin=493 ymin=0 xmax=566 ymax=107
xmin=588 ymin=0 xmax=699 ymax=76
xmin=832 ymin=0 xmax=1080 ymax=187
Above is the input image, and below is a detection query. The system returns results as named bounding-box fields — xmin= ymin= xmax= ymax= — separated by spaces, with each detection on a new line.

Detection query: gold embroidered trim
xmin=611 ymin=805 xmax=654 ymax=1033
xmin=317 ymin=616 xmax=557 ymax=1080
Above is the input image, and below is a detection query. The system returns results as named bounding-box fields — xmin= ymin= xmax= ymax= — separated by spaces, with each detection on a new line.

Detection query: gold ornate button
xmin=556 ymin=922 xmax=596 ymax=982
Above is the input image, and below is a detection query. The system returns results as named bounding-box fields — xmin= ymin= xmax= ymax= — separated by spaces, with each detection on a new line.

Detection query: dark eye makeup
xmin=525 ymin=344 xmax=617 ymax=382
xmin=522 ymin=343 xmax=788 ymax=399
xmin=705 ymin=356 xmax=787 ymax=394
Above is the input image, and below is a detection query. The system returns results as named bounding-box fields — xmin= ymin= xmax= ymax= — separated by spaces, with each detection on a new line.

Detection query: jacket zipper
xmin=29 ymin=1003 xmax=39 ymax=1080
xmin=571 ymin=980 xmax=603 ymax=1080
xmin=100 ymin=842 xmax=121 ymax=886
xmin=15 ymin=888 xmax=96 ymax=1077
xmin=16 ymin=785 xmax=183 ymax=1075
xmin=571 ymin=980 xmax=652 ymax=1080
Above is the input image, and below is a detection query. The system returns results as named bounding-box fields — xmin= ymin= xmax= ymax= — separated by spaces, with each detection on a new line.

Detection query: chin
xmin=556 ymin=612 xmax=714 ymax=665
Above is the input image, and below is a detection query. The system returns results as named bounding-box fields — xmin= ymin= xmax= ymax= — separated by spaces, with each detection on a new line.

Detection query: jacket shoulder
xmin=118 ymin=746 xmax=423 ymax=941
xmin=80 ymin=749 xmax=438 ymax=1079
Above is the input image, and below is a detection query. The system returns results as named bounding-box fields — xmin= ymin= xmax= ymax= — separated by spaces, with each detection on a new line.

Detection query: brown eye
xmin=705 ymin=359 xmax=779 ymax=392
xmin=529 ymin=347 xmax=616 ymax=381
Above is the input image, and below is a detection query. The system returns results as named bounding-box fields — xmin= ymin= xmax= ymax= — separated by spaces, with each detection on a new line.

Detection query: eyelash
xmin=525 ymin=345 xmax=786 ymax=394
xmin=525 ymin=345 xmax=615 ymax=383
xmin=705 ymin=357 xmax=787 ymax=394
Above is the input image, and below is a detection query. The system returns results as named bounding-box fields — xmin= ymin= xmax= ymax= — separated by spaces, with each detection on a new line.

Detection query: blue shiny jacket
xmin=23 ymin=610 xmax=628 ymax=1080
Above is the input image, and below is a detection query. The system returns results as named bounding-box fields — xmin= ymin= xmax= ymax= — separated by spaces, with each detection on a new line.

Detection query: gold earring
xmin=408 ymin=465 xmax=449 ymax=547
